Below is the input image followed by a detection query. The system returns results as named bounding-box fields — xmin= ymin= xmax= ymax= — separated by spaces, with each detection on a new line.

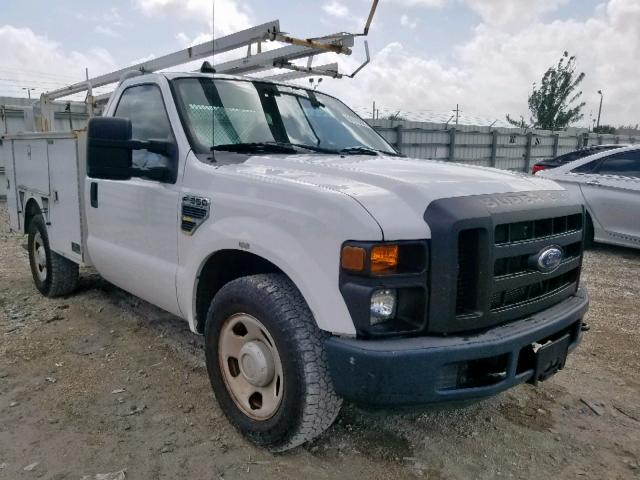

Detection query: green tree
xmin=507 ymin=52 xmax=586 ymax=130
xmin=386 ymin=111 xmax=406 ymax=121
xmin=593 ymin=125 xmax=616 ymax=134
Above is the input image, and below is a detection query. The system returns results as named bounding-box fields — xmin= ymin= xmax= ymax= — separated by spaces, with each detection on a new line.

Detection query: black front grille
xmin=494 ymin=241 xmax=582 ymax=277
xmin=453 ymin=213 xmax=583 ymax=330
xmin=424 ymin=191 xmax=585 ymax=334
xmin=488 ymin=213 xmax=584 ymax=323
xmin=495 ymin=214 xmax=582 ymax=244
xmin=456 ymin=229 xmax=480 ymax=315
xmin=491 ymin=269 xmax=579 ymax=310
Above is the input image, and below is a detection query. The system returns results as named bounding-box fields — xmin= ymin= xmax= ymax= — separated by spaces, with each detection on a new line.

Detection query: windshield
xmin=171 ymin=77 xmax=397 ymax=155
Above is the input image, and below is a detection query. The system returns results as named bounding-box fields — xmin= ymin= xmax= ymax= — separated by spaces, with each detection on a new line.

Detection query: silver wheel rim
xmin=218 ymin=313 xmax=284 ymax=420
xmin=33 ymin=231 xmax=47 ymax=282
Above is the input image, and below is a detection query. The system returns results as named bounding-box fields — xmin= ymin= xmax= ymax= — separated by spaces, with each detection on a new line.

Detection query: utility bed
xmin=2 ymin=130 xmax=88 ymax=264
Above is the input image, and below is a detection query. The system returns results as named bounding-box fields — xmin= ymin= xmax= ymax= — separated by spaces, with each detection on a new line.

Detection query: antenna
xmin=200 ymin=61 xmax=216 ymax=74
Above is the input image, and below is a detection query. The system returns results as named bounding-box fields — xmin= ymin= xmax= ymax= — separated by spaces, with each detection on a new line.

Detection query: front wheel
xmin=27 ymin=214 xmax=79 ymax=297
xmin=204 ymin=274 xmax=342 ymax=451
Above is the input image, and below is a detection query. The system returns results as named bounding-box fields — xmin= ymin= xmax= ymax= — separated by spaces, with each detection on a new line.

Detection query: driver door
xmin=85 ymin=83 xmax=182 ymax=315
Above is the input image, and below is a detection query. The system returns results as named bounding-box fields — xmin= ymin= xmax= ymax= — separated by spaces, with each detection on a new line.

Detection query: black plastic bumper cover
xmin=325 ymin=287 xmax=588 ymax=406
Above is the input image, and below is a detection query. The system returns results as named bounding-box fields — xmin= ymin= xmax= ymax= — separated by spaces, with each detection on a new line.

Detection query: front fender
xmin=176 ymin=215 xmax=376 ymax=336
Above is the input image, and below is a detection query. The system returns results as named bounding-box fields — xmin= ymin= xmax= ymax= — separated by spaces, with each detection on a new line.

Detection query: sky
xmin=0 ymin=0 xmax=638 ymax=128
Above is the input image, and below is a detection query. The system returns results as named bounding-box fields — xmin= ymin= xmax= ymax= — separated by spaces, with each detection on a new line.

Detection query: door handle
xmin=90 ymin=182 xmax=98 ymax=208
xmin=585 ymin=180 xmax=600 ymax=186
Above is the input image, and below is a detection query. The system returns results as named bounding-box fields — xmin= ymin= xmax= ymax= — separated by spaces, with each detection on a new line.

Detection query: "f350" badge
xmin=181 ymin=195 xmax=210 ymax=235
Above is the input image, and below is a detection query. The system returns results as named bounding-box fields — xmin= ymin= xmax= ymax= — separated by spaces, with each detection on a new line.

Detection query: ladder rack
xmin=43 ymin=20 xmax=280 ymax=101
xmin=34 ymin=1 xmax=378 ymax=131
xmin=42 ymin=0 xmax=378 ymax=103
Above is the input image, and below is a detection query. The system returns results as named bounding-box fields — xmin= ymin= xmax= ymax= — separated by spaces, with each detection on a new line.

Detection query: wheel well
xmin=24 ymin=199 xmax=41 ymax=233
xmin=195 ymin=250 xmax=284 ymax=334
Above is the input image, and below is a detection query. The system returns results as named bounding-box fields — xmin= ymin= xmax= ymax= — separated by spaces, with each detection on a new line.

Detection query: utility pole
xmin=596 ymin=90 xmax=603 ymax=129
xmin=452 ymin=104 xmax=460 ymax=126
xmin=22 ymin=87 xmax=36 ymax=100
xmin=372 ymin=100 xmax=376 ymax=119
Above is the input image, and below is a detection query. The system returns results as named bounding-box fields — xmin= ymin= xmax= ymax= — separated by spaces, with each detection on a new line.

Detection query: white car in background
xmin=537 ymin=145 xmax=640 ymax=249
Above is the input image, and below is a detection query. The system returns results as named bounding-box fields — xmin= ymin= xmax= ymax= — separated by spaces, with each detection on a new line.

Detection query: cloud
xmin=323 ymin=1 xmax=350 ymax=18
xmin=135 ymin=0 xmax=252 ymax=36
xmin=462 ymin=0 xmax=570 ymax=27
xmin=386 ymin=0 xmax=570 ymax=27
xmin=75 ymin=7 xmax=124 ymax=26
xmin=313 ymin=0 xmax=640 ymax=127
xmin=385 ymin=0 xmax=448 ymax=6
xmin=95 ymin=25 xmax=120 ymax=38
xmin=176 ymin=31 xmax=213 ymax=47
xmin=101 ymin=7 xmax=125 ymax=27
xmin=400 ymin=14 xmax=418 ymax=29
xmin=0 ymin=25 xmax=117 ymax=98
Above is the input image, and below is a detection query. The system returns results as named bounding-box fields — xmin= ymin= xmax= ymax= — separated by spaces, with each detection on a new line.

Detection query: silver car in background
xmin=537 ymin=145 xmax=640 ymax=249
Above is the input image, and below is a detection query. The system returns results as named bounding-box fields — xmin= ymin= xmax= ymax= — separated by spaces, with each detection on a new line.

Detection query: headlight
xmin=370 ymin=289 xmax=397 ymax=325
xmin=339 ymin=240 xmax=429 ymax=337
xmin=340 ymin=242 xmax=426 ymax=276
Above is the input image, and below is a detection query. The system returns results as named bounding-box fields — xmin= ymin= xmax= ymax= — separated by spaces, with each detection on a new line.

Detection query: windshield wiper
xmin=211 ymin=142 xmax=297 ymax=154
xmin=339 ymin=146 xmax=380 ymax=156
xmin=211 ymin=142 xmax=397 ymax=157
xmin=340 ymin=146 xmax=403 ymax=157
xmin=275 ymin=142 xmax=339 ymax=154
xmin=212 ymin=141 xmax=340 ymax=155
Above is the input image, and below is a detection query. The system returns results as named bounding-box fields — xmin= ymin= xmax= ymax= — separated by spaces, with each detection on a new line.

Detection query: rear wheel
xmin=204 ymin=274 xmax=342 ymax=451
xmin=27 ymin=214 xmax=79 ymax=297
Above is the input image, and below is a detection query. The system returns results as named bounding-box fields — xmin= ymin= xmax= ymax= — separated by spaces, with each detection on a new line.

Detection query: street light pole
xmin=596 ymin=90 xmax=603 ymax=129
xmin=21 ymin=87 xmax=35 ymax=100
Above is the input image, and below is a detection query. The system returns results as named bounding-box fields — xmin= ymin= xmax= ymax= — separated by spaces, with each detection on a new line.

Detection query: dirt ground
xmin=1 ymin=202 xmax=639 ymax=480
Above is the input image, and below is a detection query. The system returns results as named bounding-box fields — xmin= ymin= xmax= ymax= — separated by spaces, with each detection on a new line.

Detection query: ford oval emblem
xmin=536 ymin=246 xmax=563 ymax=273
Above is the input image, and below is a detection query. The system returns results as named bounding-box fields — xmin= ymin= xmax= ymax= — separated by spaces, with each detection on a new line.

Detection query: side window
xmin=558 ymin=152 xmax=578 ymax=163
xmin=571 ymin=160 xmax=599 ymax=174
xmin=114 ymin=84 xmax=174 ymax=172
xmin=593 ymin=151 xmax=640 ymax=178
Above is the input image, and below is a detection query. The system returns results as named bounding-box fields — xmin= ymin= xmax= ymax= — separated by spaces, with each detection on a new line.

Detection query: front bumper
xmin=325 ymin=287 xmax=588 ymax=406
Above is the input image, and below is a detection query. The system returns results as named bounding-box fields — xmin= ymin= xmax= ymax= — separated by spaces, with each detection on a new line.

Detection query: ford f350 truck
xmin=2 ymin=71 xmax=589 ymax=451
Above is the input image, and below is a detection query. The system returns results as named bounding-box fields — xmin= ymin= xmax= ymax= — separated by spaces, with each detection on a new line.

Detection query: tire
xmin=27 ymin=214 xmax=79 ymax=297
xmin=204 ymin=274 xmax=342 ymax=451
xmin=584 ymin=213 xmax=595 ymax=249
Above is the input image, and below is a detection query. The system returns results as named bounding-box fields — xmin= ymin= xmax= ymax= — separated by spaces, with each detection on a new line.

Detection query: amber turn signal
xmin=370 ymin=244 xmax=399 ymax=274
xmin=341 ymin=245 xmax=366 ymax=272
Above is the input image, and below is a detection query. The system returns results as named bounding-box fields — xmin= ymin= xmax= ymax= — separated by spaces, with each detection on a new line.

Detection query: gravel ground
xmin=1 ymin=201 xmax=639 ymax=479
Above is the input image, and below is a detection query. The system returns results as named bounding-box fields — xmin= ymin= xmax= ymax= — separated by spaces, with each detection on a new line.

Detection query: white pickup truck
xmin=2 ymin=71 xmax=589 ymax=451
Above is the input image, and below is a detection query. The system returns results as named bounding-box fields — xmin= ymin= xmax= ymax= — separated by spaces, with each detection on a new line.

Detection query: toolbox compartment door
xmin=47 ymin=137 xmax=83 ymax=263
xmin=13 ymin=138 xmax=50 ymax=196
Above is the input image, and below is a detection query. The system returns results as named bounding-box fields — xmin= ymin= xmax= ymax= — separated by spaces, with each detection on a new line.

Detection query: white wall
xmin=368 ymin=119 xmax=640 ymax=172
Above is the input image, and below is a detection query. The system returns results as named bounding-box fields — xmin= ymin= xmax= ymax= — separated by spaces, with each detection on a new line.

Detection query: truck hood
xmin=224 ymin=153 xmax=566 ymax=239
